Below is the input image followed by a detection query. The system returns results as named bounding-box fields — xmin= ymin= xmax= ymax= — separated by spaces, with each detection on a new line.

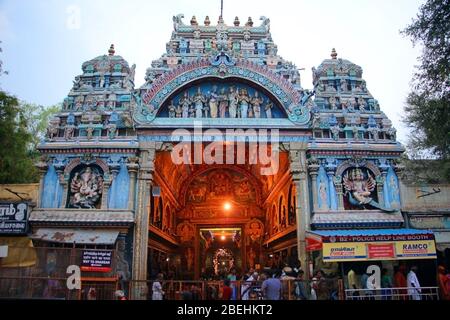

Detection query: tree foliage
xmin=0 ymin=91 xmax=38 ymax=183
xmin=402 ymin=0 xmax=450 ymax=182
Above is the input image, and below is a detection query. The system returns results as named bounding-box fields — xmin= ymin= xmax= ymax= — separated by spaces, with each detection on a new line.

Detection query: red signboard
xmin=367 ymin=243 xmax=395 ymax=259
xmin=306 ymin=237 xmax=322 ymax=252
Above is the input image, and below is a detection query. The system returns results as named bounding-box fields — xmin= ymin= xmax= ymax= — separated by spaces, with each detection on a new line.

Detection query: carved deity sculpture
xmin=218 ymin=87 xmax=229 ymax=118
xmin=208 ymin=86 xmax=219 ymax=118
xmin=358 ymin=97 xmax=367 ymax=112
xmin=193 ymin=88 xmax=206 ymax=119
xmin=264 ymin=101 xmax=273 ymax=118
xmin=75 ymin=96 xmax=84 ymax=110
xmin=175 ymin=104 xmax=182 ymax=118
xmin=180 ymin=91 xmax=191 ymax=118
xmin=228 ymin=86 xmax=239 ymax=118
xmin=343 ymin=168 xmax=376 ymax=207
xmin=239 ymin=88 xmax=250 ymax=118
xmin=123 ymin=64 xmax=136 ymax=90
xmin=251 ymin=91 xmax=263 ymax=119
xmin=69 ymin=167 xmax=103 ymax=209
xmin=107 ymin=124 xmax=117 ymax=139
xmin=47 ymin=117 xmax=60 ymax=140
xmin=329 ymin=96 xmax=337 ymax=110
xmin=340 ymin=79 xmax=348 ymax=92
xmin=64 ymin=125 xmax=75 ymax=140
xmin=168 ymin=100 xmax=177 ymax=118
xmin=248 ymin=247 xmax=256 ymax=269
xmin=86 ymin=125 xmax=94 ymax=140
xmin=186 ymin=248 xmax=194 ymax=272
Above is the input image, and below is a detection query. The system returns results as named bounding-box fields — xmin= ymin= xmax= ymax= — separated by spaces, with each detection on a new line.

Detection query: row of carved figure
xmin=316 ymin=79 xmax=368 ymax=94
xmin=325 ymin=96 xmax=379 ymax=112
xmin=167 ymin=86 xmax=275 ymax=119
xmin=46 ymin=113 xmax=132 ymax=141
xmin=72 ymin=64 xmax=136 ymax=92
xmin=64 ymin=93 xmax=129 ymax=111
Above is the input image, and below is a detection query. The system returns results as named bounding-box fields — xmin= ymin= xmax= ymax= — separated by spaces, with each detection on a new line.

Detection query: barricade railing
xmin=344 ymin=287 xmax=440 ymax=300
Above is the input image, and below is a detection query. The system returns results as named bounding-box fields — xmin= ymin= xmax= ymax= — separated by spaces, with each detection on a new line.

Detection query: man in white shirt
xmin=407 ymin=266 xmax=422 ymax=300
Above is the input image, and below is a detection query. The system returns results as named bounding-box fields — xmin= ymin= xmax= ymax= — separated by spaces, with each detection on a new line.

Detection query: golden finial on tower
xmin=234 ymin=16 xmax=240 ymax=26
xmin=190 ymin=16 xmax=198 ymax=26
xmin=331 ymin=48 xmax=338 ymax=59
xmin=108 ymin=44 xmax=115 ymax=56
xmin=204 ymin=16 xmax=211 ymax=26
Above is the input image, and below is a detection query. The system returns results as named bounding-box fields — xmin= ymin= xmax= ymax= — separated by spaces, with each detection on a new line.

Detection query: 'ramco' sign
xmin=0 ymin=202 xmax=29 ymax=235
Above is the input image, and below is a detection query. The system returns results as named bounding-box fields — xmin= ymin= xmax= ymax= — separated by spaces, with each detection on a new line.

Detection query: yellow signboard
xmin=323 ymin=243 xmax=367 ymax=262
xmin=323 ymin=240 xmax=437 ymax=262
xmin=395 ymin=240 xmax=436 ymax=260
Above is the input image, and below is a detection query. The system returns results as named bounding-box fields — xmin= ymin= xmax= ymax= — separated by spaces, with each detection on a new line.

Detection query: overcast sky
xmin=0 ymin=0 xmax=424 ymax=144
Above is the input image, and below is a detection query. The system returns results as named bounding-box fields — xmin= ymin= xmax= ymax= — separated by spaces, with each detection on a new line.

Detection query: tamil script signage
xmin=0 ymin=202 xmax=29 ymax=235
xmin=323 ymin=239 xmax=437 ymax=262
xmin=80 ymin=250 xmax=113 ymax=272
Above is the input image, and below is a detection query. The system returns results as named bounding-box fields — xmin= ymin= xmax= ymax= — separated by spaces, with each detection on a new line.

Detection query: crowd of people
xmin=149 ymin=266 xmax=339 ymax=300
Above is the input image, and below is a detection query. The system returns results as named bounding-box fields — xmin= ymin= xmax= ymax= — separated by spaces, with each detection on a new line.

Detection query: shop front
xmin=306 ymin=229 xmax=439 ymax=295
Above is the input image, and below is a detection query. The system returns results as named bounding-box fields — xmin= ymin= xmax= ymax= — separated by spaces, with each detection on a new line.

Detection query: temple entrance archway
xmin=146 ymin=142 xmax=301 ymax=280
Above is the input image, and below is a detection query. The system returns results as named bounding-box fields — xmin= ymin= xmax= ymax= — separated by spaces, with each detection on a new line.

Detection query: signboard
xmin=80 ymin=250 xmax=113 ymax=272
xmin=323 ymin=243 xmax=367 ymax=261
xmin=395 ymin=240 xmax=437 ymax=259
xmin=323 ymin=240 xmax=436 ymax=262
xmin=368 ymin=243 xmax=395 ymax=259
xmin=0 ymin=202 xmax=28 ymax=235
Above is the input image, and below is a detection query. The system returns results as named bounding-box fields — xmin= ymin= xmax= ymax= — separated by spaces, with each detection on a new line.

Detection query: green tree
xmin=20 ymin=102 xmax=61 ymax=151
xmin=402 ymin=0 xmax=450 ymax=182
xmin=0 ymin=91 xmax=38 ymax=183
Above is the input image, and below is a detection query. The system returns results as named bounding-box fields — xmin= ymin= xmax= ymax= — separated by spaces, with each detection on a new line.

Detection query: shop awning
xmin=30 ymin=228 xmax=119 ymax=245
xmin=0 ymin=237 xmax=37 ymax=268
xmin=306 ymin=229 xmax=437 ymax=262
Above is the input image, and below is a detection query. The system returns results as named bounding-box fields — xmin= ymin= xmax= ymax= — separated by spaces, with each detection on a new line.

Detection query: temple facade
xmin=25 ymin=14 xmax=439 ymax=299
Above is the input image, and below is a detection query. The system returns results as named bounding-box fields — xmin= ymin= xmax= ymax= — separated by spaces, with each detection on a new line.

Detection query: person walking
xmin=381 ymin=268 xmax=393 ymax=300
xmin=152 ymin=273 xmax=165 ymax=300
xmin=394 ymin=265 xmax=408 ymax=300
xmin=407 ymin=266 xmax=422 ymax=301
xmin=221 ymin=279 xmax=233 ymax=300
xmin=294 ymin=270 xmax=310 ymax=300
xmin=261 ymin=271 xmax=282 ymax=300
xmin=437 ymin=265 xmax=449 ymax=300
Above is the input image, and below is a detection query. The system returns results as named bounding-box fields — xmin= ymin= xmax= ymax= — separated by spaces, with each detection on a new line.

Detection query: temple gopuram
xmin=13 ymin=13 xmax=440 ymax=299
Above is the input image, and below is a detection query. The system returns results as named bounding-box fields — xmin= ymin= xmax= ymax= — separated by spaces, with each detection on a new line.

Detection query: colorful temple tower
xmin=31 ymin=14 xmax=436 ymax=299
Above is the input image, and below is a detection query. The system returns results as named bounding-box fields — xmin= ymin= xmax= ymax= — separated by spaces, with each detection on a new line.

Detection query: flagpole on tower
xmin=220 ymin=0 xmax=223 ymax=18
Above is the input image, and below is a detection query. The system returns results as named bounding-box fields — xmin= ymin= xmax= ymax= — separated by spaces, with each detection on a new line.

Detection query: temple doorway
xmin=200 ymin=227 xmax=242 ymax=278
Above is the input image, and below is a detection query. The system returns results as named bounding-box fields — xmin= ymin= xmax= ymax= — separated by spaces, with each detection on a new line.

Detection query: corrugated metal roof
xmin=309 ymin=229 xmax=434 ymax=237
xmin=31 ymin=228 xmax=119 ymax=244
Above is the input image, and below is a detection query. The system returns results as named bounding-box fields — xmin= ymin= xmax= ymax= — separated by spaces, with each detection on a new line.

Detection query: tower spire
xmin=220 ymin=0 xmax=223 ymax=19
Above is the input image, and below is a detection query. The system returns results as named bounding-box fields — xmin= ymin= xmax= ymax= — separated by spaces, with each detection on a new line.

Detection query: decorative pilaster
xmin=286 ymin=141 xmax=311 ymax=280
xmin=127 ymin=157 xmax=139 ymax=211
xmin=101 ymin=174 xmax=112 ymax=210
xmin=131 ymin=142 xmax=156 ymax=300
xmin=57 ymin=167 xmax=68 ymax=209
xmin=325 ymin=161 xmax=338 ymax=211
xmin=308 ymin=159 xmax=320 ymax=213
xmin=334 ymin=175 xmax=345 ymax=210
